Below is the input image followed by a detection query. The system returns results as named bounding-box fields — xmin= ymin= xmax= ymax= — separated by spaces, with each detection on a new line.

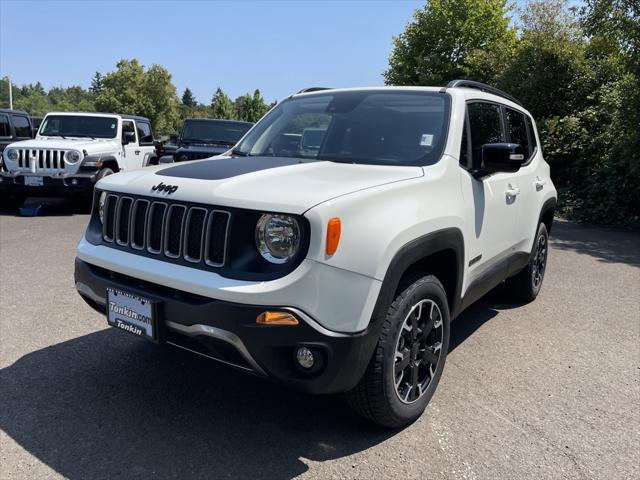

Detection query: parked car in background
xmin=170 ymin=118 xmax=253 ymax=162
xmin=0 ymin=109 xmax=33 ymax=154
xmin=31 ymin=116 xmax=43 ymax=137
xmin=1 ymin=112 xmax=157 ymax=208
xmin=75 ymin=82 xmax=557 ymax=427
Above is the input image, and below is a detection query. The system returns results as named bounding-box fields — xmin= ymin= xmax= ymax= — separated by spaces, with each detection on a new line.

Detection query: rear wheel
xmin=346 ymin=274 xmax=450 ymax=428
xmin=506 ymin=222 xmax=549 ymax=302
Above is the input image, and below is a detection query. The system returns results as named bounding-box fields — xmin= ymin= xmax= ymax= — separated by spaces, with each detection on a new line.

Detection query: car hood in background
xmin=6 ymin=137 xmax=119 ymax=155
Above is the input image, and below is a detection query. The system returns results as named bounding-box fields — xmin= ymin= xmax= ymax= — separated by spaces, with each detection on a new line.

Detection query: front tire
xmin=505 ymin=222 xmax=549 ymax=302
xmin=346 ymin=274 xmax=450 ymax=428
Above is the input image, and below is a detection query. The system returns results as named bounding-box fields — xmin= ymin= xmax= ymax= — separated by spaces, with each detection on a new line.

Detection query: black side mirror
xmin=122 ymin=131 xmax=136 ymax=145
xmin=169 ymin=133 xmax=178 ymax=144
xmin=481 ymin=143 xmax=526 ymax=174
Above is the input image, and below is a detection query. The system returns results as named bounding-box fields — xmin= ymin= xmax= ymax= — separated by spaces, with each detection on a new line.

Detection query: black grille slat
xmin=147 ymin=203 xmax=167 ymax=253
xmin=131 ymin=200 xmax=149 ymax=249
xmin=101 ymin=194 xmax=230 ymax=269
xmin=164 ymin=205 xmax=186 ymax=258
xmin=205 ymin=211 xmax=230 ymax=266
xmin=103 ymin=195 xmax=118 ymax=241
xmin=116 ymin=198 xmax=133 ymax=245
xmin=184 ymin=208 xmax=206 ymax=262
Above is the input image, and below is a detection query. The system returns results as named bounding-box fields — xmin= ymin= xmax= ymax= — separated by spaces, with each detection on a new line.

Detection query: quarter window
xmin=11 ymin=115 xmax=31 ymax=138
xmin=0 ymin=115 xmax=9 ymax=137
xmin=467 ymin=102 xmax=505 ymax=168
xmin=136 ymin=121 xmax=154 ymax=145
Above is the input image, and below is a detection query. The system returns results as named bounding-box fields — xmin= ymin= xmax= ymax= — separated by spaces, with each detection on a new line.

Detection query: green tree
xmin=90 ymin=72 xmax=103 ymax=95
xmin=95 ymin=59 xmax=179 ymax=134
xmin=211 ymin=87 xmax=236 ymax=119
xmin=234 ymin=89 xmax=269 ymax=122
xmin=384 ymin=0 xmax=517 ymax=86
xmin=181 ymin=87 xmax=197 ymax=107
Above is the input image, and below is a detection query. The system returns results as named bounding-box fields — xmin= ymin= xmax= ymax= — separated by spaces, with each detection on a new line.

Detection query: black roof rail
xmin=297 ymin=87 xmax=332 ymax=94
xmin=446 ymin=79 xmax=522 ymax=106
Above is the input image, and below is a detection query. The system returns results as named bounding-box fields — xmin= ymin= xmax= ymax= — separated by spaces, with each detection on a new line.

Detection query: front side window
xmin=467 ymin=102 xmax=505 ymax=168
xmin=11 ymin=115 xmax=31 ymax=138
xmin=136 ymin=121 xmax=154 ymax=145
xmin=122 ymin=120 xmax=136 ymax=142
xmin=233 ymin=91 xmax=451 ymax=166
xmin=506 ymin=108 xmax=531 ymax=158
xmin=0 ymin=115 xmax=9 ymax=137
xmin=181 ymin=120 xmax=252 ymax=146
xmin=40 ymin=115 xmax=118 ymax=139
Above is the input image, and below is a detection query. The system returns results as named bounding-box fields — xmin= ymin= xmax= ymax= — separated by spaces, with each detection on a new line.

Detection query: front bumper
xmin=74 ymin=258 xmax=379 ymax=394
xmin=0 ymin=171 xmax=98 ymax=195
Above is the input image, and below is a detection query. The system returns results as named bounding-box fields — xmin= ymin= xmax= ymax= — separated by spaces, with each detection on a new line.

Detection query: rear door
xmin=459 ymin=101 xmax=520 ymax=284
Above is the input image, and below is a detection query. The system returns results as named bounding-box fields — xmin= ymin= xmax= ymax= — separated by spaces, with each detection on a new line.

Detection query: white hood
xmin=8 ymin=137 xmax=119 ymax=155
xmin=96 ymin=156 xmax=424 ymax=214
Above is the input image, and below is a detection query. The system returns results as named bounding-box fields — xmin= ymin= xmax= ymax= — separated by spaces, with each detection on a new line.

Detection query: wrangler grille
xmin=102 ymin=194 xmax=230 ymax=268
xmin=14 ymin=148 xmax=68 ymax=172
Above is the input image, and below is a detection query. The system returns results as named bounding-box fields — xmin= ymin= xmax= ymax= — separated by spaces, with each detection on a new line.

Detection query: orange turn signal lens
xmin=326 ymin=217 xmax=341 ymax=255
xmin=256 ymin=311 xmax=299 ymax=325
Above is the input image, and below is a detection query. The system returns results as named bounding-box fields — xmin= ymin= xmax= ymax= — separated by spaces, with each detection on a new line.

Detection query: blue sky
xmin=0 ymin=0 xmax=427 ymax=103
xmin=0 ymin=0 xmax=561 ymax=104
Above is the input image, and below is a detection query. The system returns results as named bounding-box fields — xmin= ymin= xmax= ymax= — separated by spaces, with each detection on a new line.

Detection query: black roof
xmin=120 ymin=114 xmax=151 ymax=122
xmin=0 ymin=108 xmax=29 ymax=115
xmin=446 ymin=79 xmax=522 ymax=106
xmin=183 ymin=118 xmax=254 ymax=125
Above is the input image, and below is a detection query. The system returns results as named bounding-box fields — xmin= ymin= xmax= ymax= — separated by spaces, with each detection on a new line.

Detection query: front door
xmin=459 ymin=101 xmax=520 ymax=287
xmin=121 ymin=120 xmax=143 ymax=170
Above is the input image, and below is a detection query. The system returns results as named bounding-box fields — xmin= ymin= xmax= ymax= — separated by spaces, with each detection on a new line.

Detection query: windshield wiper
xmin=70 ymin=134 xmax=96 ymax=140
xmin=316 ymin=155 xmax=358 ymax=164
xmin=43 ymin=134 xmax=67 ymax=139
xmin=231 ymin=148 xmax=248 ymax=156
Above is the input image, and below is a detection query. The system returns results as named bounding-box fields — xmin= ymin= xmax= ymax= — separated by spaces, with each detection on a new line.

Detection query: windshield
xmin=181 ymin=120 xmax=252 ymax=145
xmin=233 ymin=91 xmax=450 ymax=166
xmin=39 ymin=115 xmax=118 ymax=139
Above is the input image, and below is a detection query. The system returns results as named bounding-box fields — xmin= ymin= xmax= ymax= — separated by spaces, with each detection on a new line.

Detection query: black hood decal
xmin=156 ymin=156 xmax=316 ymax=181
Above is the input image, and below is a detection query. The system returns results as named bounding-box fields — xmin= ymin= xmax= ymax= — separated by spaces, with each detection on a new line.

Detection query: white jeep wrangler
xmin=75 ymin=81 xmax=557 ymax=427
xmin=1 ymin=112 xmax=157 ymax=208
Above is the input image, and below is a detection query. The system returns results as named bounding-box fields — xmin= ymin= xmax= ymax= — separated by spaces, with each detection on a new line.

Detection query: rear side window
xmin=506 ymin=108 xmax=533 ymax=161
xmin=11 ymin=115 xmax=31 ymax=138
xmin=467 ymin=102 xmax=505 ymax=168
xmin=136 ymin=121 xmax=154 ymax=145
xmin=0 ymin=115 xmax=9 ymax=137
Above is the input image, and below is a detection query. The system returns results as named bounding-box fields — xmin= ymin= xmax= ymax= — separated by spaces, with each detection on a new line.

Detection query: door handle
xmin=505 ymin=184 xmax=520 ymax=200
xmin=134 ymin=150 xmax=140 ymax=155
xmin=535 ymin=179 xmax=546 ymax=191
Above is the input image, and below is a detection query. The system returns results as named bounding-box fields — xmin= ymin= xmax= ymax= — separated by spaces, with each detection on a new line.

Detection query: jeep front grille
xmin=14 ymin=148 xmax=68 ymax=172
xmin=102 ymin=194 xmax=230 ymax=268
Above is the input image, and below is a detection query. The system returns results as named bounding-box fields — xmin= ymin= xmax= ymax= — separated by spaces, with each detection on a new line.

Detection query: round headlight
xmin=98 ymin=191 xmax=107 ymax=224
xmin=255 ymin=214 xmax=301 ymax=264
xmin=6 ymin=148 xmax=18 ymax=162
xmin=65 ymin=150 xmax=82 ymax=164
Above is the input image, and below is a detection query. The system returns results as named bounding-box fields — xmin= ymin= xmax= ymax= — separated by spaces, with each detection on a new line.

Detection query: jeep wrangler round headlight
xmin=255 ymin=214 xmax=301 ymax=264
xmin=97 ymin=191 xmax=107 ymax=224
xmin=6 ymin=148 xmax=18 ymax=162
xmin=65 ymin=150 xmax=82 ymax=164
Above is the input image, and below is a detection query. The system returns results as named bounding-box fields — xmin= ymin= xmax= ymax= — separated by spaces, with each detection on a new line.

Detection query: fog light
xmin=71 ymin=178 xmax=78 ymax=185
xmin=296 ymin=347 xmax=315 ymax=369
xmin=256 ymin=311 xmax=299 ymax=325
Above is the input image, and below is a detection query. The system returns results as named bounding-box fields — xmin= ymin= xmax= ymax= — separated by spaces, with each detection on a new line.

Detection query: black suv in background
xmin=0 ymin=109 xmax=33 ymax=155
xmin=171 ymin=118 xmax=253 ymax=162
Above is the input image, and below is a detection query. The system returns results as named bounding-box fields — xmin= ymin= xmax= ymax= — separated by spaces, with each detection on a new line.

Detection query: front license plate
xmin=106 ymin=288 xmax=156 ymax=341
xmin=24 ymin=176 xmax=43 ymax=187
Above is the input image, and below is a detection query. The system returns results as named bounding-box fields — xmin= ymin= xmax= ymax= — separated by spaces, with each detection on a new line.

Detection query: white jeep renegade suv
xmin=75 ymin=81 xmax=557 ymax=427
xmin=1 ymin=112 xmax=157 ymax=207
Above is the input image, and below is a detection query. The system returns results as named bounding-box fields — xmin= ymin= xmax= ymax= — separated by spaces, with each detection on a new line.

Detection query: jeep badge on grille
xmin=151 ymin=182 xmax=178 ymax=194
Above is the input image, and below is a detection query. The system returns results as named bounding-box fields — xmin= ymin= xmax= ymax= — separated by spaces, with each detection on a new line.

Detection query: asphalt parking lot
xmin=1 ymin=198 xmax=638 ymax=480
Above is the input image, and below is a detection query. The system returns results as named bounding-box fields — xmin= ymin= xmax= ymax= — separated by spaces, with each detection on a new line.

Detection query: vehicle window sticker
xmin=420 ymin=133 xmax=434 ymax=147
